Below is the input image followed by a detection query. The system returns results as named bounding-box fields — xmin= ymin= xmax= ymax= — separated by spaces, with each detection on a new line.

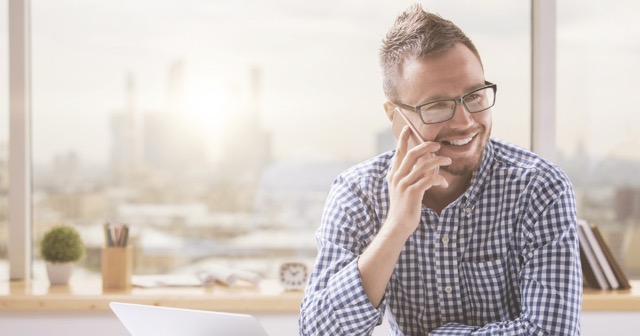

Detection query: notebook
xmin=110 ymin=302 xmax=270 ymax=336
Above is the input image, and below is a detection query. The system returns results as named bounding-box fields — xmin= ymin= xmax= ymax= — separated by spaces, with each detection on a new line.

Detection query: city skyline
xmin=2 ymin=1 xmax=640 ymax=168
xmin=3 ymin=0 xmax=533 ymax=166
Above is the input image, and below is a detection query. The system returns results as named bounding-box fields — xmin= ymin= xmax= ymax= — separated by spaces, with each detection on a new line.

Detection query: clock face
xmin=279 ymin=262 xmax=308 ymax=290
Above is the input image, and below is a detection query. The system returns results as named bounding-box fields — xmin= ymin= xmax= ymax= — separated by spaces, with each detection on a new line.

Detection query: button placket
xmin=434 ymin=209 xmax=463 ymax=323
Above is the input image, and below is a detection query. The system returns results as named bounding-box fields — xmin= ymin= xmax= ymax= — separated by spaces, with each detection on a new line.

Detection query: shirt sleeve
xmin=299 ymin=176 xmax=385 ymax=336
xmin=431 ymin=169 xmax=583 ymax=336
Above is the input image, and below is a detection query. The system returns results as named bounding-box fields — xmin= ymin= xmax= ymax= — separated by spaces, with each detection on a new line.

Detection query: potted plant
xmin=40 ymin=224 xmax=86 ymax=285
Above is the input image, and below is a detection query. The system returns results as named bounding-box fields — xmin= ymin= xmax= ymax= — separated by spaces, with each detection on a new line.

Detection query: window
xmin=7 ymin=0 xmax=530 ymax=281
xmin=557 ymin=0 xmax=640 ymax=278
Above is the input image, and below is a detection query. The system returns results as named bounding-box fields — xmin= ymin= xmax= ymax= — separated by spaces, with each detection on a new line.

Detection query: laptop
xmin=110 ymin=302 xmax=270 ymax=336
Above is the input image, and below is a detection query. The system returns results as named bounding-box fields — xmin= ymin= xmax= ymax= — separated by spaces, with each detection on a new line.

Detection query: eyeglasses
xmin=393 ymin=81 xmax=497 ymax=124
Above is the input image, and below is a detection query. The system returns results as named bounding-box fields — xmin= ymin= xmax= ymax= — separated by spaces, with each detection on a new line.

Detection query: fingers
xmin=388 ymin=126 xmax=411 ymax=184
xmin=404 ymin=164 xmax=450 ymax=189
xmin=398 ymin=155 xmax=451 ymax=190
xmin=385 ymin=127 xmax=450 ymax=236
xmin=395 ymin=141 xmax=442 ymax=180
xmin=389 ymin=126 xmax=451 ymax=192
xmin=387 ymin=127 xmax=451 ymax=193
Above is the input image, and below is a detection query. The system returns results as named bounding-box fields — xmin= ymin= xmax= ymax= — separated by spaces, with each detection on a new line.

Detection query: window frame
xmin=8 ymin=0 xmax=33 ymax=280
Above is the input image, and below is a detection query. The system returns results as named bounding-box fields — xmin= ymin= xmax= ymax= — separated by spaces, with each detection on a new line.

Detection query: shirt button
xmin=464 ymin=207 xmax=472 ymax=216
xmin=444 ymin=286 xmax=452 ymax=294
xmin=441 ymin=236 xmax=449 ymax=244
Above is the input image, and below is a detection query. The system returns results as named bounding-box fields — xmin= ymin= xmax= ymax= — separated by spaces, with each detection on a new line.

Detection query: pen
xmin=104 ymin=222 xmax=129 ymax=247
xmin=104 ymin=222 xmax=113 ymax=247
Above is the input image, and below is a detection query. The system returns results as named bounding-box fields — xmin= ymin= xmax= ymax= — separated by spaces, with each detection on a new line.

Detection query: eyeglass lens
xmin=420 ymin=87 xmax=495 ymax=124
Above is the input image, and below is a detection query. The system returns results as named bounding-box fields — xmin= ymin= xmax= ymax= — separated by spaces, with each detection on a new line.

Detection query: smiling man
xmin=299 ymin=4 xmax=582 ymax=336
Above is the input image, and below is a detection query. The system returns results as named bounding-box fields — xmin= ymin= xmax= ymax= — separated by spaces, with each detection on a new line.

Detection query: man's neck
xmin=423 ymin=172 xmax=472 ymax=214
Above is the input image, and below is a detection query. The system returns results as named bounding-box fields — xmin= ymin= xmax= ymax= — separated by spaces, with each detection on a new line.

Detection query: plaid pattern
xmin=299 ymin=139 xmax=582 ymax=336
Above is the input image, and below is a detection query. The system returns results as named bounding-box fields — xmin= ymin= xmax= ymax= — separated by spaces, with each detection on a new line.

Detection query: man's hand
xmin=358 ymin=126 xmax=450 ymax=308
xmin=385 ymin=126 xmax=451 ymax=239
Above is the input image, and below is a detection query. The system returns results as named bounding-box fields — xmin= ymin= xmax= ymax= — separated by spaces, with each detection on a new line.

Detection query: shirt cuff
xmin=325 ymin=258 xmax=384 ymax=333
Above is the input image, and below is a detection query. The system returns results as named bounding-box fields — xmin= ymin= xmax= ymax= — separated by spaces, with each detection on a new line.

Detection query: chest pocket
xmin=461 ymin=254 xmax=519 ymax=326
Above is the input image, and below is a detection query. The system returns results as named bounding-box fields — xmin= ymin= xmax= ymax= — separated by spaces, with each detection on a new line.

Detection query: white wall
xmin=0 ymin=311 xmax=638 ymax=335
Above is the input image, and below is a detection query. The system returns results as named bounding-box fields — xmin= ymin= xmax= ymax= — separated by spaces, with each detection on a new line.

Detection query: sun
xmin=176 ymin=80 xmax=233 ymax=157
xmin=185 ymin=84 xmax=231 ymax=127
xmin=183 ymin=81 xmax=233 ymax=147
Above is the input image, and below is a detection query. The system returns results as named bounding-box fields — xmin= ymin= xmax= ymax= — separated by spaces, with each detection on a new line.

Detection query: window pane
xmin=30 ymin=0 xmax=530 ymax=281
xmin=0 ymin=0 xmax=9 ymax=280
xmin=558 ymin=0 xmax=640 ymax=278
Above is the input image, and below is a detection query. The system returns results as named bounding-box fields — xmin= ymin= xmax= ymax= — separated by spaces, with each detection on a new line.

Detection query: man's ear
xmin=383 ymin=101 xmax=396 ymax=122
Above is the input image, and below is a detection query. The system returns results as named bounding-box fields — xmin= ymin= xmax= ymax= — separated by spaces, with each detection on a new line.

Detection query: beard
xmin=439 ymin=124 xmax=491 ymax=176
xmin=441 ymin=150 xmax=485 ymax=176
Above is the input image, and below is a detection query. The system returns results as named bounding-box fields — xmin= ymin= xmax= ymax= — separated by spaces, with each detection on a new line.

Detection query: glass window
xmin=29 ymin=0 xmax=530 ymax=281
xmin=1 ymin=0 xmax=9 ymax=280
xmin=558 ymin=0 xmax=640 ymax=278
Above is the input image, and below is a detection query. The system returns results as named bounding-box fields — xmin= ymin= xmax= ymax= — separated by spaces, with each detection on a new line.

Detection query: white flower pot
xmin=46 ymin=261 xmax=74 ymax=285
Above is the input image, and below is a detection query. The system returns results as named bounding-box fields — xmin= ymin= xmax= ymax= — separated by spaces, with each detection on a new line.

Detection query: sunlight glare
xmin=184 ymin=82 xmax=232 ymax=144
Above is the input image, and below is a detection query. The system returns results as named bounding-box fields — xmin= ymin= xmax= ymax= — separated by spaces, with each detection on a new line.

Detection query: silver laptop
xmin=110 ymin=302 xmax=270 ymax=336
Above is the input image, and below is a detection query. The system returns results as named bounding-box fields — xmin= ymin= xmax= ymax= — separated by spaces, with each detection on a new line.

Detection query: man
xmin=299 ymin=4 xmax=582 ymax=336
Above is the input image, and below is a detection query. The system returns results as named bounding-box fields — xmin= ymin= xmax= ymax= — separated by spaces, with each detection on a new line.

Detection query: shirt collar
xmin=459 ymin=139 xmax=495 ymax=208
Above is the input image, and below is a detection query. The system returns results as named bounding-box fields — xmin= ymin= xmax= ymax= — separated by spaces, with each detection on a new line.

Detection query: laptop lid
xmin=110 ymin=302 xmax=270 ymax=336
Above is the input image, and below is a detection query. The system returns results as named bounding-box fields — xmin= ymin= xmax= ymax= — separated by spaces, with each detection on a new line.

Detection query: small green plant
xmin=40 ymin=225 xmax=86 ymax=263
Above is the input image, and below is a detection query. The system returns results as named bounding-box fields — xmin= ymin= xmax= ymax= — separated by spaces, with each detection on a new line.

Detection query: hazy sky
xmin=1 ymin=0 xmax=639 ymax=166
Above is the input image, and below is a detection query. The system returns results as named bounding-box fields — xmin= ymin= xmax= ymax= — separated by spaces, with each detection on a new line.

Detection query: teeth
xmin=446 ymin=137 xmax=473 ymax=146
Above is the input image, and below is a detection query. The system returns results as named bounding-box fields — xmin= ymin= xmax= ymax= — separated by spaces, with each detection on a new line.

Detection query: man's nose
xmin=447 ymin=101 xmax=474 ymax=129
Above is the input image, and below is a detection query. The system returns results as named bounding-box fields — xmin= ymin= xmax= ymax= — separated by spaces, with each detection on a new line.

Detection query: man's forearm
xmin=358 ymin=222 xmax=411 ymax=307
xmin=300 ymin=257 xmax=383 ymax=336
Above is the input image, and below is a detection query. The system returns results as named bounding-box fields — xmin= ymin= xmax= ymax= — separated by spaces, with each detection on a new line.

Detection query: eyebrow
xmin=419 ymin=82 xmax=487 ymax=105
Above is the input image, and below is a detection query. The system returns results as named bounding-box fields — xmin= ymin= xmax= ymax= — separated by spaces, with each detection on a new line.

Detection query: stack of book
xmin=577 ymin=219 xmax=631 ymax=290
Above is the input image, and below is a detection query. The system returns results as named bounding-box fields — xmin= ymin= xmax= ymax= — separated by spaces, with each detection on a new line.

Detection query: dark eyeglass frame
xmin=393 ymin=81 xmax=497 ymax=125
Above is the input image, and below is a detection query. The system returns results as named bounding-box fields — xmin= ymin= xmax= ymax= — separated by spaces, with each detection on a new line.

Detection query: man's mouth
xmin=441 ymin=136 xmax=474 ymax=146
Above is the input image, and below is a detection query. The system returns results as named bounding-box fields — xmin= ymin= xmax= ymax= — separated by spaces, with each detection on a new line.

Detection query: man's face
xmin=386 ymin=43 xmax=492 ymax=177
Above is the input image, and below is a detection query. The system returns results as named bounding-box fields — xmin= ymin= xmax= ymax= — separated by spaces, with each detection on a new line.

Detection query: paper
xmin=131 ymin=268 xmax=262 ymax=288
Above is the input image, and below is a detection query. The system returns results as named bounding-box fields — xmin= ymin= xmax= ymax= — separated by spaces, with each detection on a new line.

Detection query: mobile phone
xmin=394 ymin=107 xmax=439 ymax=176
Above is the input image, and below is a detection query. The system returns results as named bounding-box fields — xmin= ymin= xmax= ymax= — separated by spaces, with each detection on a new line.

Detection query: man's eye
xmin=465 ymin=94 xmax=482 ymax=102
xmin=423 ymin=102 xmax=450 ymax=112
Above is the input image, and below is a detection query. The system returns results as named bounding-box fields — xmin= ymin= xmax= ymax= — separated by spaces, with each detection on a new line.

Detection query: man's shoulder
xmin=338 ymin=150 xmax=394 ymax=185
xmin=489 ymin=138 xmax=569 ymax=181
xmin=491 ymin=139 xmax=553 ymax=169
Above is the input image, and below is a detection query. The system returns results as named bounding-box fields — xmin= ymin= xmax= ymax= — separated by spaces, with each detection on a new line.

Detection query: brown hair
xmin=380 ymin=4 xmax=482 ymax=101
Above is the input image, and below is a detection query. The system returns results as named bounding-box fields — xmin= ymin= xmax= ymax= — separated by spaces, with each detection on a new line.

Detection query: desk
xmin=1 ymin=280 xmax=639 ymax=336
xmin=582 ymin=281 xmax=640 ymax=311
xmin=0 ymin=279 xmax=638 ymax=312
xmin=0 ymin=278 xmax=304 ymax=312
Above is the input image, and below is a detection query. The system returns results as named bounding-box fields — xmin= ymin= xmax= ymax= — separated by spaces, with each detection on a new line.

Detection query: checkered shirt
xmin=299 ymin=138 xmax=582 ymax=335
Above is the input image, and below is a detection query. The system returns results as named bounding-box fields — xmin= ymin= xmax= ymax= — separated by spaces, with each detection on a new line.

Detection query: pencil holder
xmin=101 ymin=245 xmax=133 ymax=291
